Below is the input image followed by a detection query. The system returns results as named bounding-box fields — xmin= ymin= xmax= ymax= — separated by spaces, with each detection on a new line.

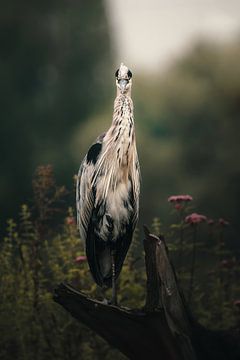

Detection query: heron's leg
xmin=110 ymin=249 xmax=118 ymax=305
xmin=96 ymin=285 xmax=108 ymax=304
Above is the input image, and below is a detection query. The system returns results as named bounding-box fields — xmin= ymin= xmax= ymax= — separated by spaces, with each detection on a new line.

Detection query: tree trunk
xmin=54 ymin=227 xmax=240 ymax=360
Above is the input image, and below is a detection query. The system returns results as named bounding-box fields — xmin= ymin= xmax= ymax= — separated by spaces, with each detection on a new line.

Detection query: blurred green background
xmin=1 ymin=0 xmax=112 ymax=225
xmin=1 ymin=0 xmax=240 ymax=234
xmin=1 ymin=1 xmax=240 ymax=359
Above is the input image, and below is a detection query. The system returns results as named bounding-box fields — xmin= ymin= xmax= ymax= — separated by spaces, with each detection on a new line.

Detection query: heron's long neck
xmin=100 ymin=94 xmax=135 ymax=177
xmin=112 ymin=94 xmax=134 ymax=128
xmin=94 ymin=94 xmax=137 ymax=199
xmin=110 ymin=94 xmax=135 ymax=162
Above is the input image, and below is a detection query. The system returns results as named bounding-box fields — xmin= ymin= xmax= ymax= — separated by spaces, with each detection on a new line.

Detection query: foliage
xmin=2 ymin=25 xmax=240 ymax=248
xmin=0 ymin=166 xmax=138 ymax=360
xmin=0 ymin=0 xmax=112 ymax=224
xmin=69 ymin=38 xmax=240 ymax=245
xmin=165 ymin=195 xmax=240 ymax=330
xmin=133 ymin=39 xmax=240 ymax=236
xmin=0 ymin=166 xmax=240 ymax=359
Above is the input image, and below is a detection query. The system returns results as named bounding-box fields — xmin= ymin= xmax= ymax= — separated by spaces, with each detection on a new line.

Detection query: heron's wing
xmin=76 ymin=135 xmax=105 ymax=242
xmin=76 ymin=136 xmax=140 ymax=287
xmin=77 ymin=133 xmax=113 ymax=286
xmin=77 ymin=151 xmax=106 ymax=286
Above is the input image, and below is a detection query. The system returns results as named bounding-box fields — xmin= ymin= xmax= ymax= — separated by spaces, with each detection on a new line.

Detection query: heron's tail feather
xmin=86 ymin=228 xmax=133 ymax=288
xmin=86 ymin=230 xmax=111 ymax=287
xmin=98 ymin=246 xmax=111 ymax=279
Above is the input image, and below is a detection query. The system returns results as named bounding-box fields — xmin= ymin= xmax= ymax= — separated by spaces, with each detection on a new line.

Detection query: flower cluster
xmin=218 ymin=218 xmax=230 ymax=226
xmin=66 ymin=216 xmax=76 ymax=226
xmin=233 ymin=299 xmax=240 ymax=308
xmin=168 ymin=195 xmax=230 ymax=228
xmin=75 ymin=255 xmax=87 ymax=263
xmin=207 ymin=219 xmax=214 ymax=225
xmin=168 ymin=195 xmax=193 ymax=203
xmin=220 ymin=259 xmax=236 ymax=269
xmin=185 ymin=212 xmax=207 ymax=224
xmin=168 ymin=194 xmax=193 ymax=211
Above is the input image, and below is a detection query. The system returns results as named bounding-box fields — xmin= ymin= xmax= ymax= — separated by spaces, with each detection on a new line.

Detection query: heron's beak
xmin=118 ymin=79 xmax=128 ymax=93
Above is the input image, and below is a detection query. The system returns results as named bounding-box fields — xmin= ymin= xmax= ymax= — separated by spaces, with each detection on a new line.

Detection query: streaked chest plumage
xmin=94 ymin=96 xmax=136 ymax=241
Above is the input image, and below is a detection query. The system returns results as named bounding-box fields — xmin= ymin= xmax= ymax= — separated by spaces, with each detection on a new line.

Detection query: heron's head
xmin=115 ymin=63 xmax=132 ymax=95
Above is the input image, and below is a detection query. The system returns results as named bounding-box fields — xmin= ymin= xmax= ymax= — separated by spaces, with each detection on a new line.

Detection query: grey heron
xmin=76 ymin=63 xmax=140 ymax=304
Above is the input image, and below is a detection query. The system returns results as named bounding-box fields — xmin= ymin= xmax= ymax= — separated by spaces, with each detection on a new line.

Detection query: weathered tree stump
xmin=54 ymin=227 xmax=240 ymax=360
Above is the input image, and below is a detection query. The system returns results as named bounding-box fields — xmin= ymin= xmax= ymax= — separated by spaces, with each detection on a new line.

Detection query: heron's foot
xmin=97 ymin=285 xmax=117 ymax=306
xmin=100 ymin=297 xmax=117 ymax=306
xmin=101 ymin=298 xmax=109 ymax=305
xmin=109 ymin=295 xmax=118 ymax=306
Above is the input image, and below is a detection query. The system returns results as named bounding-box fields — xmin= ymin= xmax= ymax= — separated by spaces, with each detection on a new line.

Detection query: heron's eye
xmin=115 ymin=69 xmax=119 ymax=78
xmin=127 ymin=70 xmax=132 ymax=79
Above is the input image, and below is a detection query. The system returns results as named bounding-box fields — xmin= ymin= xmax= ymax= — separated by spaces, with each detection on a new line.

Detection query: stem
xmin=111 ymin=250 xmax=117 ymax=305
xmin=177 ymin=207 xmax=185 ymax=274
xmin=178 ymin=221 xmax=184 ymax=272
xmin=218 ymin=228 xmax=225 ymax=323
xmin=188 ymin=224 xmax=197 ymax=304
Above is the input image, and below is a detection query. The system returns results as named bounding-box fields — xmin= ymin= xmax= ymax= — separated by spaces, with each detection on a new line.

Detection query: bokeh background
xmin=1 ymin=1 xmax=240 ymax=359
xmin=1 ymin=0 xmax=240 ymax=234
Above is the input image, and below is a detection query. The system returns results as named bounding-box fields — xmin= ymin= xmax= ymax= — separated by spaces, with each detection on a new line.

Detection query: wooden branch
xmin=143 ymin=225 xmax=161 ymax=311
xmin=54 ymin=283 xmax=182 ymax=360
xmin=54 ymin=227 xmax=240 ymax=360
xmin=143 ymin=226 xmax=196 ymax=360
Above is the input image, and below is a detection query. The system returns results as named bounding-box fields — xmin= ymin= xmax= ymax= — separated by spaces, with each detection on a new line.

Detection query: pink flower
xmin=233 ymin=299 xmax=240 ymax=308
xmin=168 ymin=194 xmax=193 ymax=203
xmin=218 ymin=218 xmax=230 ymax=226
xmin=208 ymin=269 xmax=215 ymax=276
xmin=220 ymin=259 xmax=235 ymax=269
xmin=207 ymin=219 xmax=214 ymax=225
xmin=75 ymin=255 xmax=87 ymax=263
xmin=174 ymin=203 xmax=183 ymax=211
xmin=221 ymin=259 xmax=229 ymax=268
xmin=185 ymin=212 xmax=207 ymax=224
xmin=66 ymin=217 xmax=76 ymax=225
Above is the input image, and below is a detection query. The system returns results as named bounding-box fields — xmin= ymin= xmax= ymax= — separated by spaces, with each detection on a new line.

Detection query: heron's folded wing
xmin=76 ymin=137 xmax=104 ymax=242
